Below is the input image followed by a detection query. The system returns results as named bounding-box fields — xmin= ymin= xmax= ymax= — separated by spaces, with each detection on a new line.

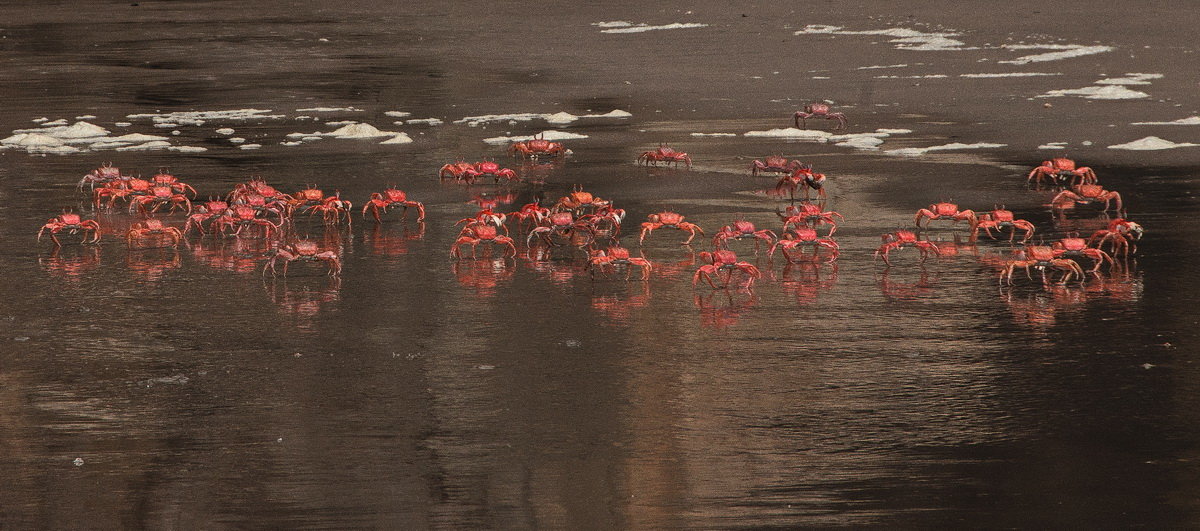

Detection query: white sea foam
xmin=999 ymin=44 xmax=1114 ymax=65
xmin=1038 ymin=85 xmax=1149 ymax=99
xmin=405 ymin=118 xmax=443 ymax=125
xmin=1107 ymin=136 xmax=1200 ymax=150
xmin=281 ymin=141 xmax=303 ymax=146
xmin=31 ymin=117 xmax=49 ymax=123
xmin=239 ymin=144 xmax=262 ymax=150
xmin=595 ymin=21 xmax=708 ymax=34
xmin=874 ymin=74 xmax=949 ymax=79
xmin=380 ymin=133 xmax=414 ymax=144
xmin=296 ymin=107 xmax=362 ymax=112
xmin=41 ymin=119 xmax=68 ymax=126
xmin=115 ymin=122 xmax=131 ymax=127
xmin=744 ymin=128 xmax=833 ymax=141
xmin=836 ymin=136 xmax=885 ymax=149
xmin=857 ymin=64 xmax=909 ymax=70
xmin=127 ymin=109 xmax=284 ymax=122
xmin=15 ymin=121 xmax=110 ymax=139
xmin=169 ymin=146 xmax=208 ymax=153
xmin=154 ymin=123 xmax=178 ymax=128
xmin=1037 ymin=143 xmax=1068 ymax=150
xmin=215 ymin=128 xmax=235 ymax=135
xmin=455 ymin=109 xmax=630 ymax=127
xmin=794 ymin=25 xmax=973 ymax=51
xmin=690 ymin=132 xmax=738 ymax=137
xmin=75 ymin=115 xmax=96 ymax=120
xmin=325 ymin=120 xmax=358 ymax=126
xmin=886 ymin=142 xmax=1006 ymax=156
xmin=327 ymin=123 xmax=398 ymax=138
xmin=229 ymin=137 xmax=246 ymax=144
xmin=116 ymin=141 xmax=172 ymax=151
xmin=877 ymin=129 xmax=914 ymax=134
xmin=384 ymin=111 xmax=412 ymax=118
xmin=483 ymin=130 xmax=588 ymax=145
xmin=960 ymin=72 xmax=1063 ymax=78
xmin=1132 ymin=116 xmax=1200 ymax=126
xmin=1096 ymin=73 xmax=1163 ymax=85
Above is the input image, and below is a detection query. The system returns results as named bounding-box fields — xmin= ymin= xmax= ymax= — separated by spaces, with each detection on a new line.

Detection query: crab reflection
xmin=694 ymin=289 xmax=759 ymax=330
xmin=126 ymin=248 xmax=182 ymax=282
xmin=190 ymin=238 xmax=274 ymax=274
xmin=589 ymin=282 xmax=651 ymax=325
xmin=877 ymin=268 xmax=939 ymax=302
xmin=265 ymin=277 xmax=341 ymax=328
xmin=39 ymin=245 xmax=101 ymax=281
xmin=453 ymin=258 xmax=515 ymax=298
xmin=364 ymin=222 xmax=425 ymax=257
xmin=773 ymin=261 xmax=838 ymax=305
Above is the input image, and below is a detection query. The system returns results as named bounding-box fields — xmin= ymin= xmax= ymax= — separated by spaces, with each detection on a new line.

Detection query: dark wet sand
xmin=1 ymin=1 xmax=1199 ymax=528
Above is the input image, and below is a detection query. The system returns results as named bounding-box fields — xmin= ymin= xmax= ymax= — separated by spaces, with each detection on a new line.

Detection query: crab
xmin=451 ymin=222 xmax=517 ymax=259
xmin=230 ymin=193 xmax=289 ymax=225
xmin=750 ymin=155 xmax=804 ymax=176
xmin=639 ymin=211 xmax=704 ymax=245
xmin=775 ymin=165 xmax=828 ymax=200
xmin=874 ymin=230 xmax=939 ymax=266
xmin=508 ymin=200 xmax=550 ymax=231
xmin=149 ymin=170 xmax=197 ymax=198
xmin=1088 ymin=218 xmax=1144 ymax=256
xmin=126 ymin=219 xmax=183 ymax=248
xmin=456 ymin=209 xmax=508 ymax=233
xmin=229 ymin=177 xmax=292 ymax=208
xmin=793 ymin=103 xmax=846 ymax=130
xmin=38 ymin=211 xmax=101 ymax=245
xmin=1050 ymin=184 xmax=1123 ymax=212
xmin=970 ymin=206 xmax=1035 ymax=243
xmin=291 ymin=186 xmax=353 ymax=225
xmin=93 ymin=177 xmax=152 ymax=210
xmin=78 ymin=162 xmax=125 ymax=191
xmin=712 ymin=220 xmax=777 ymax=252
xmin=184 ymin=199 xmax=230 ymax=235
xmin=778 ymin=202 xmax=844 ymax=236
xmin=1000 ymin=245 xmax=1085 ymax=285
xmin=637 ymin=144 xmax=692 ymax=169
xmin=1052 ymin=235 xmax=1114 ymax=274
xmin=588 ymin=246 xmax=652 ymax=280
xmin=1027 ymin=158 xmax=1097 ymax=187
xmin=526 ymin=211 xmax=596 ymax=248
xmin=264 ymin=240 xmax=342 ymax=277
xmin=508 ymin=133 xmax=567 ymax=159
xmin=693 ymin=250 xmax=762 ymax=289
xmin=914 ymin=201 xmax=977 ymax=229
xmin=213 ymin=204 xmax=282 ymax=239
xmin=768 ymin=227 xmax=839 ymax=262
xmin=439 ymin=160 xmax=519 ymax=184
xmin=129 ymin=185 xmax=193 ymax=215
xmin=363 ymin=188 xmax=426 ymax=222
xmin=552 ymin=186 xmax=614 ymax=216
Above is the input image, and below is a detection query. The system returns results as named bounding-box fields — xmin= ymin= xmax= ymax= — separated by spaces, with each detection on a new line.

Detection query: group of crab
xmin=860 ymin=157 xmax=1144 ymax=286
xmin=41 ymin=163 xmax=439 ymax=279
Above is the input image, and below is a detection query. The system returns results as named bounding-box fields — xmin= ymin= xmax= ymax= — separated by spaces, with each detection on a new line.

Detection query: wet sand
xmin=2 ymin=1 xmax=1199 ymax=528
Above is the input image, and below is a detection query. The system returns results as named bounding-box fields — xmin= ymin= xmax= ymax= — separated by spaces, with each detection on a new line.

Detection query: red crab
xmin=779 ymin=202 xmax=844 ymax=236
xmin=526 ymin=211 xmax=596 ymax=248
xmin=775 ymin=165 xmax=828 ymax=200
xmin=1027 ymin=158 xmax=1096 ymax=187
xmin=456 ymin=209 xmax=507 ymax=232
xmin=750 ymin=155 xmax=804 ymax=176
xmin=451 ymin=222 xmax=517 ymax=259
xmin=914 ymin=201 xmax=977 ymax=229
xmin=265 ymin=240 xmax=342 ymax=277
xmin=129 ymin=185 xmax=193 ymax=215
xmin=439 ymin=160 xmax=519 ymax=184
xmin=637 ymin=144 xmax=692 ymax=169
xmin=1050 ymin=184 xmax=1123 ymax=212
xmin=213 ymin=205 xmax=282 ymax=238
xmin=793 ymin=103 xmax=846 ymax=130
xmin=712 ymin=220 xmax=777 ymax=252
xmin=149 ymin=170 xmax=197 ymax=198
xmin=508 ymin=133 xmax=567 ymax=159
xmin=1089 ymin=218 xmax=1144 ymax=256
xmin=970 ymin=206 xmax=1035 ymax=243
xmin=362 ymin=188 xmax=426 ymax=222
xmin=1052 ymin=235 xmax=1114 ymax=274
xmin=184 ymin=198 xmax=230 ymax=234
xmin=127 ymin=219 xmax=183 ymax=248
xmin=875 ymin=230 xmax=939 ymax=266
xmin=552 ymin=186 xmax=614 ymax=216
xmin=229 ymin=177 xmax=292 ymax=207
xmin=588 ymin=246 xmax=652 ymax=280
xmin=1000 ymin=245 xmax=1085 ymax=285
xmin=639 ymin=211 xmax=704 ymax=245
xmin=693 ymin=250 xmax=762 ymax=289
xmin=291 ymin=186 xmax=353 ymax=225
xmin=230 ymin=193 xmax=289 ymax=225
xmin=78 ymin=162 xmax=124 ymax=191
xmin=38 ymin=211 xmax=101 ymax=245
xmin=769 ymin=227 xmax=839 ymax=262
xmin=508 ymin=200 xmax=550 ymax=231
xmin=93 ymin=177 xmax=151 ymax=210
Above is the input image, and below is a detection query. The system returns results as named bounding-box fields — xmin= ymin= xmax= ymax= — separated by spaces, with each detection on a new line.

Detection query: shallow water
xmin=2 ymin=1 xmax=1200 ymax=528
